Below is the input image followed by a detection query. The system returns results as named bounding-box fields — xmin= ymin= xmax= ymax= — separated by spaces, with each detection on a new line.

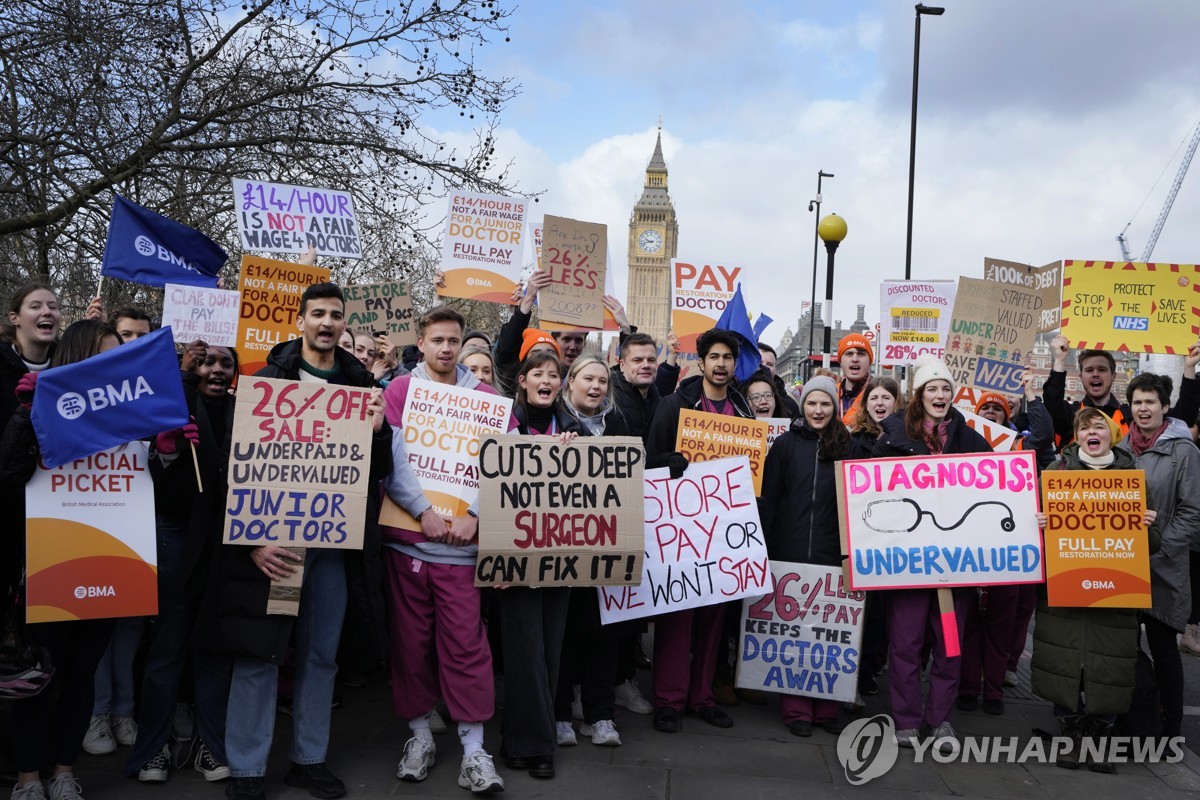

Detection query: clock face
xmin=638 ymin=229 xmax=663 ymax=254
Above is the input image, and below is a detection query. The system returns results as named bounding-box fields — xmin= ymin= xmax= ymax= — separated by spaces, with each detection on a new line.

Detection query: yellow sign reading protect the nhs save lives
xmin=1061 ymin=260 xmax=1200 ymax=354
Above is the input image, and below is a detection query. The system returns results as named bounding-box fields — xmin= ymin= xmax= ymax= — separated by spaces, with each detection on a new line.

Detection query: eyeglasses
xmin=748 ymin=392 xmax=774 ymax=403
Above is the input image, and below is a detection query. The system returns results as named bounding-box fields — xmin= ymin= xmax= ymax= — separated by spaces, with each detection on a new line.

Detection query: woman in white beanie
xmin=871 ymin=355 xmax=992 ymax=754
xmin=758 ymin=376 xmax=868 ymax=736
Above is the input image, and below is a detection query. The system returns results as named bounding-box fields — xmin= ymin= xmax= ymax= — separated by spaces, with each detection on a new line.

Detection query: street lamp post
xmin=806 ymin=170 xmax=834 ymax=379
xmin=818 ymin=214 xmax=848 ymax=370
xmin=904 ymin=3 xmax=944 ymax=281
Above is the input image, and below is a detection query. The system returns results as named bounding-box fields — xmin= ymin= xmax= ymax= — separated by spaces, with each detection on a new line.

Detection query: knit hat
xmin=974 ymin=392 xmax=1012 ymax=420
xmin=1074 ymin=407 xmax=1123 ymax=446
xmin=911 ymin=354 xmax=954 ymax=392
xmin=519 ymin=328 xmax=561 ymax=362
xmin=837 ymin=333 xmax=874 ymax=365
xmin=799 ymin=375 xmax=839 ymax=415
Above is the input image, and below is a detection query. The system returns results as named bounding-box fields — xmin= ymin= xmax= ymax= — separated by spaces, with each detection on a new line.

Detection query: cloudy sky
xmin=452 ymin=0 xmax=1200 ymax=348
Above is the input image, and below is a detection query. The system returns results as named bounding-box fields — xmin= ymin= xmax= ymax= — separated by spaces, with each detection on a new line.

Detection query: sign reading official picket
xmin=233 ymin=178 xmax=361 ymax=258
xmin=475 ymin=436 xmax=644 ymax=588
xmin=224 ymin=377 xmax=374 ymax=550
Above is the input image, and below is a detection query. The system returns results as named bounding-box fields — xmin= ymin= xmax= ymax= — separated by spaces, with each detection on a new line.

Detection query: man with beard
xmin=1042 ymin=334 xmax=1200 ymax=446
xmin=644 ymin=329 xmax=754 ymax=734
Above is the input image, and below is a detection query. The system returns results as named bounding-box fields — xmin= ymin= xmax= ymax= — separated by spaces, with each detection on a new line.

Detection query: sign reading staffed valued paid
xmin=224 ymin=377 xmax=375 ymax=550
xmin=233 ymin=178 xmax=361 ymax=258
xmin=737 ymin=562 xmax=865 ymax=703
xmin=598 ymin=457 xmax=770 ymax=624
xmin=1041 ymin=469 xmax=1151 ymax=607
xmin=946 ymin=277 xmax=1040 ymax=395
xmin=675 ymin=409 xmax=768 ymax=495
xmin=837 ymin=451 xmax=1043 ymax=590
xmin=475 ymin=436 xmax=644 ymax=588
xmin=25 ymin=443 xmax=157 ymax=622
xmin=162 ymin=283 xmax=240 ymax=346
xmin=235 ymin=254 xmax=330 ymax=375
xmin=1061 ymin=259 xmax=1200 ymax=354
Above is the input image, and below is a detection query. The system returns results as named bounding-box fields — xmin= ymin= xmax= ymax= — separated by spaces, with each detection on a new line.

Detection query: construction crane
xmin=1117 ymin=118 xmax=1200 ymax=261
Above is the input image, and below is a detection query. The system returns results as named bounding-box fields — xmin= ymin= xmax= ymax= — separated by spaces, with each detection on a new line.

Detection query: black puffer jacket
xmin=609 ymin=365 xmax=660 ymax=444
xmin=872 ymin=407 xmax=991 ymax=458
xmin=645 ymin=374 xmax=754 ymax=468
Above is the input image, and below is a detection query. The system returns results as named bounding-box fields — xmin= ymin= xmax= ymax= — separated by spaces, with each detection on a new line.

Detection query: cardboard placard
xmin=1041 ymin=469 xmax=1151 ymax=607
xmin=946 ymin=277 xmax=1039 ymax=394
xmin=437 ymin=191 xmax=528 ymax=303
xmin=983 ymin=257 xmax=1063 ymax=333
xmin=162 ymin=283 xmax=240 ymax=346
xmin=342 ymin=281 xmax=415 ymax=347
xmin=837 ymin=451 xmax=1043 ymax=590
xmin=736 ymin=561 xmax=865 ymax=702
xmin=224 ymin=377 xmax=374 ymax=550
xmin=475 ymin=435 xmax=644 ymax=587
xmin=598 ymin=457 xmax=770 ymax=624
xmin=234 ymin=254 xmax=331 ymax=375
xmin=1060 ymin=259 xmax=1200 ymax=354
xmin=24 ymin=443 xmax=158 ymax=623
xmin=674 ymin=409 xmax=769 ymax=495
xmin=233 ymin=178 xmax=360 ymax=258
xmin=541 ymin=249 xmax=621 ymax=332
xmin=378 ymin=382 xmax=514 ymax=531
xmin=538 ymin=215 xmax=607 ymax=328
xmin=266 ymin=547 xmax=306 ymax=617
xmin=878 ymin=280 xmax=957 ymax=367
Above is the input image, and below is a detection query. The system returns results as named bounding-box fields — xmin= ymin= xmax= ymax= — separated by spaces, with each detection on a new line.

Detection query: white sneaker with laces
xmin=397 ymin=737 xmax=436 ymax=782
xmin=82 ymin=715 xmax=115 ymax=756
xmin=457 ymin=751 xmax=504 ymax=794
xmin=556 ymin=721 xmax=577 ymax=746
xmin=110 ymin=715 xmax=137 ymax=747
xmin=930 ymin=722 xmax=958 ymax=755
xmin=893 ymin=728 xmax=919 ymax=748
xmin=613 ymin=679 xmax=653 ymax=714
xmin=580 ymin=719 xmax=621 ymax=746
xmin=138 ymin=744 xmax=170 ymax=783
xmin=10 ymin=781 xmax=46 ymax=800
xmin=429 ymin=708 xmax=449 ymax=735
xmin=570 ymin=685 xmax=583 ymax=720
xmin=47 ymin=773 xmax=83 ymax=800
xmin=1003 ymin=670 xmax=1018 ymax=687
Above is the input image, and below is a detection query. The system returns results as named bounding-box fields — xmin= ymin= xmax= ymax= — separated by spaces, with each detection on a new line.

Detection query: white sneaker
xmin=110 ymin=715 xmax=137 ymax=747
xmin=930 ymin=722 xmax=958 ymax=755
xmin=47 ymin=773 xmax=83 ymax=800
xmin=556 ymin=721 xmax=577 ymax=746
xmin=429 ymin=707 xmax=450 ymax=735
xmin=1003 ymin=670 xmax=1018 ymax=687
xmin=893 ymin=728 xmax=919 ymax=748
xmin=613 ymin=679 xmax=653 ymax=714
xmin=570 ymin=685 xmax=583 ymax=720
xmin=11 ymin=781 xmax=47 ymax=800
xmin=82 ymin=716 xmax=115 ymax=756
xmin=580 ymin=719 xmax=621 ymax=746
xmin=457 ymin=751 xmax=504 ymax=794
xmin=137 ymin=745 xmax=170 ymax=783
xmin=397 ymin=737 xmax=436 ymax=782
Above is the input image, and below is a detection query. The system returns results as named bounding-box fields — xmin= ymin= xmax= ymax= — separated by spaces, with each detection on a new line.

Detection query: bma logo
xmin=836 ymin=714 xmax=898 ymax=785
xmin=1082 ymin=578 xmax=1116 ymax=590
xmin=465 ymin=277 xmax=493 ymax=287
xmin=73 ymin=585 xmax=116 ymax=599
xmin=132 ymin=235 xmax=202 ymax=275
xmin=134 ymin=235 xmax=156 ymax=256
xmin=56 ymin=377 xmax=156 ymax=420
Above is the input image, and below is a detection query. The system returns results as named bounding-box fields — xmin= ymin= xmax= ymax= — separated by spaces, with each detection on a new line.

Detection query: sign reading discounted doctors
xmin=378 ymin=382 xmax=514 ymax=532
xmin=598 ymin=457 xmax=770 ymax=624
xmin=1041 ymin=469 xmax=1151 ymax=608
xmin=837 ymin=451 xmax=1043 ymax=590
xmin=235 ymin=255 xmax=330 ymax=375
xmin=475 ymin=436 xmax=644 ymax=588
xmin=878 ymin=280 xmax=957 ymax=367
xmin=674 ymin=409 xmax=768 ymax=495
xmin=162 ymin=283 xmax=240 ymax=346
xmin=737 ymin=561 xmax=865 ymax=703
xmin=25 ymin=443 xmax=157 ymax=623
xmin=233 ymin=178 xmax=361 ymax=258
xmin=224 ymin=377 xmax=375 ymax=550
xmin=437 ymin=191 xmax=528 ymax=304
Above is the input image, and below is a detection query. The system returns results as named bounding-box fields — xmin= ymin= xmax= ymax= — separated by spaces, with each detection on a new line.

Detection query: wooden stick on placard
xmin=938 ymin=588 xmax=960 ymax=657
xmin=190 ymin=441 xmax=204 ymax=493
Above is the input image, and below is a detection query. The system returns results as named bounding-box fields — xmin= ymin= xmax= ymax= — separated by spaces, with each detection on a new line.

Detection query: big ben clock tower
xmin=626 ymin=119 xmax=678 ymax=344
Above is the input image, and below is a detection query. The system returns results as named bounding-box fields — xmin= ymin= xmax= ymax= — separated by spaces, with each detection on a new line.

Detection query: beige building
xmin=625 ymin=123 xmax=679 ymax=344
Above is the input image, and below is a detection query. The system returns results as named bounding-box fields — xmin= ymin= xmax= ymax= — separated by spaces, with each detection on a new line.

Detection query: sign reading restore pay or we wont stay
xmin=475 ymin=435 xmax=644 ymax=587
xmin=598 ymin=457 xmax=770 ymax=625
xmin=224 ymin=377 xmax=375 ymax=550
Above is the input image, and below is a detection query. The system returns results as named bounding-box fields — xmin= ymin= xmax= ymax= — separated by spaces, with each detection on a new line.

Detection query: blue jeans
xmin=226 ymin=548 xmax=346 ymax=777
xmin=93 ymin=616 xmax=143 ymax=717
xmin=126 ymin=519 xmax=232 ymax=775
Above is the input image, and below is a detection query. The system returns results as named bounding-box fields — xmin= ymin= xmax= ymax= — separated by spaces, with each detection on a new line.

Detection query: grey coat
xmin=1125 ymin=417 xmax=1200 ymax=632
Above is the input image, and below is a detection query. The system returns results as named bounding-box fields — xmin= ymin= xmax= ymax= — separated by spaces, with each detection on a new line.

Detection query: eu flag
xmin=714 ymin=283 xmax=763 ymax=382
xmin=32 ymin=327 xmax=189 ymax=468
xmin=101 ymin=196 xmax=226 ymax=288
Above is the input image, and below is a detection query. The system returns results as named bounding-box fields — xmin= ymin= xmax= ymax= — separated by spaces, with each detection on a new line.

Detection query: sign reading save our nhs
xmin=31 ymin=328 xmax=189 ymax=468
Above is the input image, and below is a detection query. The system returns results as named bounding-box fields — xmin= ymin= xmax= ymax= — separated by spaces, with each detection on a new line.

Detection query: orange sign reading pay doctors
xmin=1041 ymin=469 xmax=1151 ymax=608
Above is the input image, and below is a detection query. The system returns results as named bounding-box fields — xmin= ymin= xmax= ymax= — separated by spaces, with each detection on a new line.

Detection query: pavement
xmin=10 ymin=630 xmax=1200 ymax=799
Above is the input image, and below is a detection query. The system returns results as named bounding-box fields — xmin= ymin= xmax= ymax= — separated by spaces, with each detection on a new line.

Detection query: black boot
xmin=1054 ymin=715 xmax=1083 ymax=770
xmin=1083 ymin=716 xmax=1116 ymax=774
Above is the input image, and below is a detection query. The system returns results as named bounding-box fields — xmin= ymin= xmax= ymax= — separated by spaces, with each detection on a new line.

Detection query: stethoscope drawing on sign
xmin=862 ymin=498 xmax=1015 ymax=534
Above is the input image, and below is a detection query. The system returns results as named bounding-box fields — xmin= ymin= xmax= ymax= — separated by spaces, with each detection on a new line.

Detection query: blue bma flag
xmin=714 ymin=283 xmax=763 ymax=382
xmin=32 ymin=327 xmax=189 ymax=468
xmin=101 ymin=196 xmax=226 ymax=288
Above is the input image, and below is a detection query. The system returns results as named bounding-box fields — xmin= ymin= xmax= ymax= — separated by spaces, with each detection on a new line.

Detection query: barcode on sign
xmin=891 ymin=315 xmax=938 ymax=332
